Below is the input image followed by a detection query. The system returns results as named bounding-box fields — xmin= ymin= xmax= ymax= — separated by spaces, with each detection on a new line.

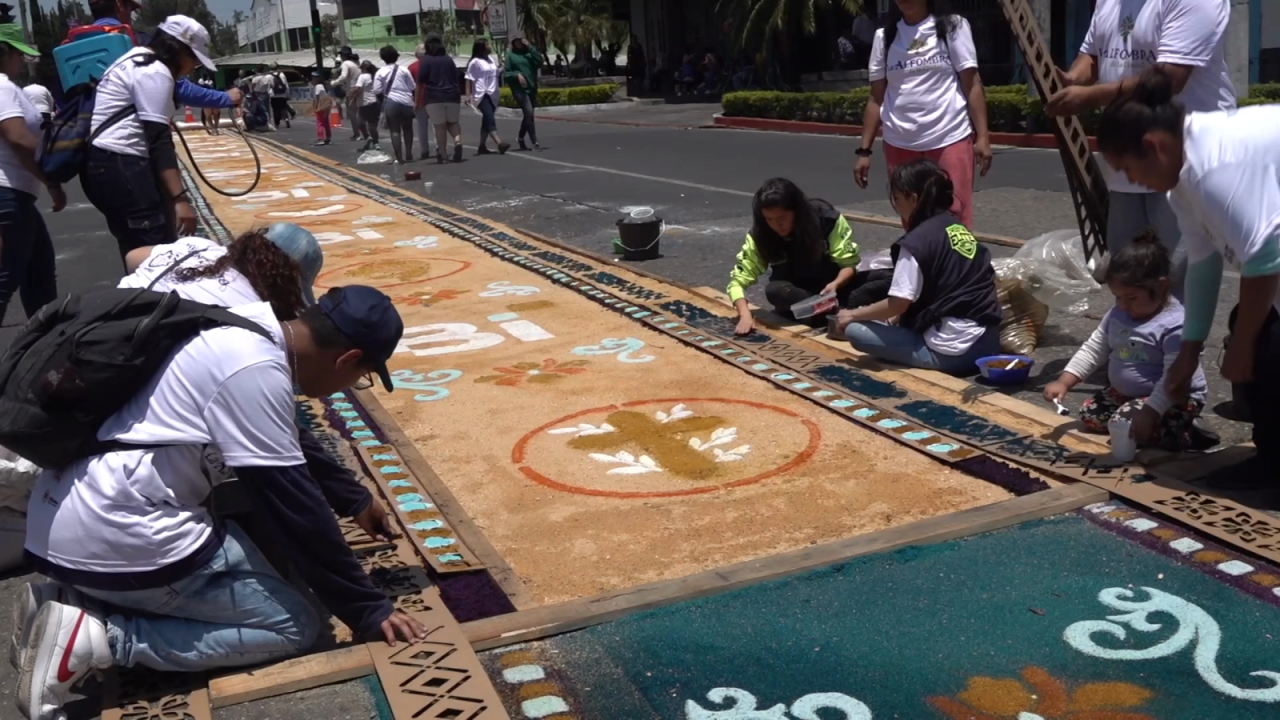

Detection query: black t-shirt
xmin=891 ymin=212 xmax=1002 ymax=332
xmin=418 ymin=54 xmax=461 ymax=105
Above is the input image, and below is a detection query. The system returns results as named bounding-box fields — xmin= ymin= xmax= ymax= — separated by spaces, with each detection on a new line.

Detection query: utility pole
xmin=310 ymin=0 xmax=324 ymax=72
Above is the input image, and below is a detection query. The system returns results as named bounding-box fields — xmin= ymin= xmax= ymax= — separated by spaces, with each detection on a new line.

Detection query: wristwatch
xmin=854 ymin=148 xmax=873 ymax=158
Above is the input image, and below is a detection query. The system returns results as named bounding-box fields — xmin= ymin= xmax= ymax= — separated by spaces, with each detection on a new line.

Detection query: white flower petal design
xmin=586 ymin=451 xmax=663 ymax=474
xmin=548 ymin=423 xmax=616 ymax=437
xmin=657 ymin=403 xmax=693 ymax=423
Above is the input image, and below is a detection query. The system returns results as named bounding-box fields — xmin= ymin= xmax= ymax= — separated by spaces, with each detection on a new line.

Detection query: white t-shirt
xmin=1172 ymin=106 xmax=1280 ymax=316
xmin=119 ymin=237 xmax=261 ymax=307
xmin=337 ymin=59 xmax=361 ymax=90
xmin=887 ymin=247 xmax=987 ymax=355
xmin=373 ymin=64 xmax=415 ymax=108
xmin=0 ymin=74 xmax=44 ymax=197
xmin=465 ymin=57 xmax=500 ymax=104
xmin=252 ymin=73 xmax=273 ymax=93
xmin=22 ymin=84 xmax=54 ymax=115
xmin=25 ymin=301 xmax=302 ymax=573
xmin=868 ymin=15 xmax=978 ymax=152
xmin=91 ymin=47 xmax=176 ymax=158
xmin=1081 ymin=0 xmax=1235 ymax=193
xmin=356 ymin=73 xmax=377 ymax=106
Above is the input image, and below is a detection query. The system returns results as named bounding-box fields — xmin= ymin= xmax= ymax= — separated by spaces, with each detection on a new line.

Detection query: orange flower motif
xmin=475 ymin=359 xmax=589 ymax=387
xmin=398 ymin=288 xmax=468 ymax=307
xmin=927 ymin=667 xmax=1155 ymax=720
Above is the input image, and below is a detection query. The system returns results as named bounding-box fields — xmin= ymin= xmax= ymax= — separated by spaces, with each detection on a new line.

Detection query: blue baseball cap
xmin=264 ymin=223 xmax=323 ymax=305
xmin=318 ymin=285 xmax=404 ymax=391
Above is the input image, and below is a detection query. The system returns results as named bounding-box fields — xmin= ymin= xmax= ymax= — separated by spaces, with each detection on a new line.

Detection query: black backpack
xmin=0 ymin=256 xmax=272 ymax=470
xmin=272 ymin=72 xmax=287 ymax=95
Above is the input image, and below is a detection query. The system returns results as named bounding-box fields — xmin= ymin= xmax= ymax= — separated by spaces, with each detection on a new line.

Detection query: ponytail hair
xmin=1096 ymin=68 xmax=1186 ymax=158
xmin=1104 ymin=228 xmax=1171 ymax=296
xmin=890 ymin=159 xmax=956 ymax=231
xmin=173 ymin=230 xmax=308 ymax=320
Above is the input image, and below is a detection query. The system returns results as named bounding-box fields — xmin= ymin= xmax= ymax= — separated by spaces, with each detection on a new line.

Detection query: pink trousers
xmin=883 ymin=135 xmax=975 ymax=229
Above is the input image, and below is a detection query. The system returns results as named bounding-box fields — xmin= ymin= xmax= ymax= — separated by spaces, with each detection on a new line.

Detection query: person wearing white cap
xmin=82 ymin=15 xmax=217 ymax=268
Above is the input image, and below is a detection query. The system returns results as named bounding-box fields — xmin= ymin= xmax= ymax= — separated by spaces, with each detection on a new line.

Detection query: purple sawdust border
xmin=316 ymin=392 xmax=517 ymax=623
xmin=1081 ymin=500 xmax=1280 ymax=610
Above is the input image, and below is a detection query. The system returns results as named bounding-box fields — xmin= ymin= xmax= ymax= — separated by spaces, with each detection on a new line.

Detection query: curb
xmin=712 ymin=114 xmax=1100 ymax=151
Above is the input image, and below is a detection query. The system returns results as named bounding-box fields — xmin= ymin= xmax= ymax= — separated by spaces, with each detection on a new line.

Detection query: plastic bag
xmin=1008 ymin=230 xmax=1101 ymax=313
xmin=857 ymin=249 xmax=894 ymax=272
xmin=357 ymin=150 xmax=392 ymax=165
xmin=0 ymin=448 xmax=39 ymax=514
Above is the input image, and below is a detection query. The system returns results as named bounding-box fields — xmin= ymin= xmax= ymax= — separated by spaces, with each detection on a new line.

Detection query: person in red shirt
xmin=408 ymin=44 xmax=431 ymax=161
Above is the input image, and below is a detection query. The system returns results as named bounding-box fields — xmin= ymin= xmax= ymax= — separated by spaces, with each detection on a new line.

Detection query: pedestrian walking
xmin=466 ymin=39 xmax=509 ymax=155
xmin=1046 ymin=0 xmax=1235 ymax=300
xmin=269 ymin=62 xmax=293 ymax=129
xmin=408 ymin=44 xmax=432 ymax=160
xmin=356 ymin=61 xmax=381 ymax=151
xmin=1098 ymin=70 xmax=1280 ymax=488
xmin=312 ymin=70 xmax=333 ymax=146
xmin=251 ymin=64 xmax=275 ymax=130
xmin=854 ymin=0 xmax=992 ymax=230
xmin=334 ymin=46 xmax=361 ymax=136
xmin=420 ymin=32 xmax=463 ymax=164
xmin=82 ymin=15 xmax=215 ymax=262
xmin=374 ymin=46 xmax=416 ymax=163
xmin=0 ymin=24 xmax=64 ymax=322
xmin=503 ymin=32 xmax=544 ymax=152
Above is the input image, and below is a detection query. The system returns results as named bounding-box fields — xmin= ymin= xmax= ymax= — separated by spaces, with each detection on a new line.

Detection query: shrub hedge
xmin=499 ymin=83 xmax=619 ymax=108
xmin=721 ymin=83 xmax=1279 ymax=133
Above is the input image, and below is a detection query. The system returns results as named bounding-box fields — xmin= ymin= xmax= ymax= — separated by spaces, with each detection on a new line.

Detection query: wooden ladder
xmin=997 ymin=0 xmax=1110 ymax=261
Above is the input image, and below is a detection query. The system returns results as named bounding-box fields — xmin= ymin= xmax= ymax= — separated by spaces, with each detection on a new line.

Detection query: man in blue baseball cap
xmin=20 ymin=284 xmax=422 ymax=719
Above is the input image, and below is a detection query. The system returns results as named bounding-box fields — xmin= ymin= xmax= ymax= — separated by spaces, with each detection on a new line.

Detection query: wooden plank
xmin=462 ymin=483 xmax=1108 ymax=650
xmin=352 ymin=388 xmax=537 ymax=610
xmin=208 ymin=645 xmax=375 ymax=709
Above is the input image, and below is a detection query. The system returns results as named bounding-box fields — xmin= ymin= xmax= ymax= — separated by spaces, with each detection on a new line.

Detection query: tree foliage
xmin=420 ymin=8 xmax=466 ymax=53
xmin=716 ymin=0 xmax=860 ymax=53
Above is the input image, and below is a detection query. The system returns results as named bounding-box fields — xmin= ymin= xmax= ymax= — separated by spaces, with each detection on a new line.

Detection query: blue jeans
xmin=513 ymin=89 xmax=537 ymax=144
xmin=478 ymin=94 xmax=498 ymax=140
xmin=75 ymin=521 xmax=321 ymax=672
xmin=0 ymin=186 xmax=57 ymax=321
xmin=845 ymin=321 xmax=1000 ymax=375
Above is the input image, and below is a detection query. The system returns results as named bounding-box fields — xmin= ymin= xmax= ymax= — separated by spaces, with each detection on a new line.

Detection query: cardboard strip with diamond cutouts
xmin=101 ymin=669 xmax=212 ymax=720
xmin=349 ymin=442 xmax=485 ymax=575
xmin=369 ymin=605 xmax=510 ymax=720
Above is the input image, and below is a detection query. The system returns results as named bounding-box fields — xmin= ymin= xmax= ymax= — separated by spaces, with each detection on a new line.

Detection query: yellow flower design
xmin=927 ymin=666 xmax=1154 ymax=720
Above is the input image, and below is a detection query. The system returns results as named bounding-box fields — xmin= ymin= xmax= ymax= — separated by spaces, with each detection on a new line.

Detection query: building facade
xmin=236 ymin=0 xmax=487 ymax=55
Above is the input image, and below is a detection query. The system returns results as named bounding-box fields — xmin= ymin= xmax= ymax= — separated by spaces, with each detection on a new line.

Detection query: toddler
xmin=312 ymin=71 xmax=333 ymax=146
xmin=1044 ymin=231 xmax=1207 ymax=450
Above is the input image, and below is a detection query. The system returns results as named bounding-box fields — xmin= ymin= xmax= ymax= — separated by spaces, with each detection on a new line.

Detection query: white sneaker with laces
xmin=10 ymin=583 xmax=84 ymax=671
xmin=17 ymin=601 xmax=112 ymax=720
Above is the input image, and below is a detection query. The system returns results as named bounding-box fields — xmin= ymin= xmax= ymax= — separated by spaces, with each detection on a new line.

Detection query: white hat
xmin=159 ymin=15 xmax=215 ymax=71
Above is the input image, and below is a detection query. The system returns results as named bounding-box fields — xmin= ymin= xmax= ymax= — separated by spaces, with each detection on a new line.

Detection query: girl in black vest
xmin=836 ymin=159 xmax=1001 ymax=373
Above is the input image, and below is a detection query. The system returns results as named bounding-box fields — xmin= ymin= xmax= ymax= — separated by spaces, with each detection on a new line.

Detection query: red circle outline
xmin=512 ymin=397 xmax=822 ymax=499
xmin=315 ymin=258 xmax=473 ymax=289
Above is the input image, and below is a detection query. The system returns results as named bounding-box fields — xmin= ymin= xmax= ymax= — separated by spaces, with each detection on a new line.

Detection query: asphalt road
xmin=275 ymin=104 xmax=1246 ymax=448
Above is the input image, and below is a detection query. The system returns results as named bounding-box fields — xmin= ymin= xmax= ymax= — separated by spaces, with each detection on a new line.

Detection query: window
xmin=454 ymin=9 xmax=481 ymax=35
xmin=342 ymin=0 xmax=378 ymax=20
xmin=392 ymin=13 xmax=417 ymax=37
xmin=288 ymin=27 xmax=312 ymax=51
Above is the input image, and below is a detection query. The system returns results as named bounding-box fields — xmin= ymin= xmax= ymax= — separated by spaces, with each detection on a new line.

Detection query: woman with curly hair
xmin=120 ymin=223 xmax=323 ymax=319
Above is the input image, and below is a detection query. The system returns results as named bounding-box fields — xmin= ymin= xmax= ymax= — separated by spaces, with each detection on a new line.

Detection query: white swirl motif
xmin=685 ymin=688 xmax=872 ymax=719
xmin=389 ymin=369 xmax=463 ymax=402
xmin=571 ymin=337 xmax=655 ymax=364
xmin=1063 ymin=586 xmax=1280 ymax=702
xmin=478 ymin=280 xmax=540 ymax=297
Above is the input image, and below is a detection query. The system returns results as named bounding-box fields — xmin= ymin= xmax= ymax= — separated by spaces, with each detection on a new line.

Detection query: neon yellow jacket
xmin=726 ymin=213 xmax=858 ymax=302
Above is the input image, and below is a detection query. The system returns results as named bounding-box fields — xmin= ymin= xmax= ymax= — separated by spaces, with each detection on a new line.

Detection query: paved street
xmin=275 ymin=103 xmax=1246 ymax=446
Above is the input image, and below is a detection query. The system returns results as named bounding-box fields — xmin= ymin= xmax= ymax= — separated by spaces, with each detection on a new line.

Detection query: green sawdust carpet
xmin=482 ymin=514 xmax=1280 ymax=719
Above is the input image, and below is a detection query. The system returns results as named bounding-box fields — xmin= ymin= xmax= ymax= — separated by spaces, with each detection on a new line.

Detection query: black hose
xmin=170 ymin=108 xmax=262 ymax=197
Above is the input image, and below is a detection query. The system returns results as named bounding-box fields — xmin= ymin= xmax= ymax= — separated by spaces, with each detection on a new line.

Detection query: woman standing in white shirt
xmin=82 ymin=15 xmax=216 ymax=263
xmin=465 ymin=39 xmax=509 ymax=155
xmin=355 ymin=61 xmax=380 ymax=151
xmin=1100 ymin=70 xmax=1280 ymax=488
xmin=0 ymin=24 xmax=65 ymax=323
xmin=853 ymin=0 xmax=992 ymax=229
xmin=373 ymin=45 xmax=417 ymax=164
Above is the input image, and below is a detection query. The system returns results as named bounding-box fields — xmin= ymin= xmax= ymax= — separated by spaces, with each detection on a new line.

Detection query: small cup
xmin=1108 ymin=416 xmax=1137 ymax=462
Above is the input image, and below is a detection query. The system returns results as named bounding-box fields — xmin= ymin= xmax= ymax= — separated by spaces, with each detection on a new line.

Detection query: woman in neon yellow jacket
xmin=729 ymin=178 xmax=891 ymax=335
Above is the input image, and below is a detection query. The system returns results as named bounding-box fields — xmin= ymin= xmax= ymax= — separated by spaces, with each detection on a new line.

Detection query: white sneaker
xmin=17 ymin=601 xmax=111 ymax=720
xmin=10 ymin=583 xmax=83 ymax=671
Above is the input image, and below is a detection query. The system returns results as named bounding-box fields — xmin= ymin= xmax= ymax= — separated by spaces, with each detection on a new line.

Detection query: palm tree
xmin=516 ymin=0 xmax=554 ymax=50
xmin=544 ymin=0 xmax=608 ymax=64
xmin=718 ymin=0 xmax=860 ymax=85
